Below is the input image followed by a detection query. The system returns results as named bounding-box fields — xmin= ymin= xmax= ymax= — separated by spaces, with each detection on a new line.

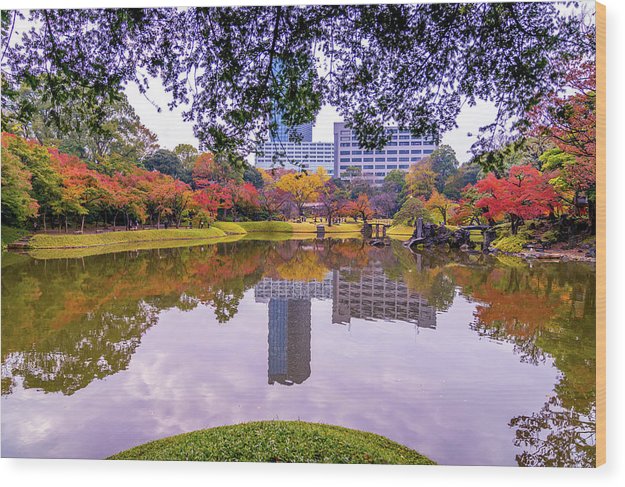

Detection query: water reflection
xmin=1 ymin=239 xmax=596 ymax=466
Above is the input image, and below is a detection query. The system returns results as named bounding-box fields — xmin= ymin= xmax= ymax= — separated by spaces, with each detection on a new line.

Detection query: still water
xmin=1 ymin=238 xmax=596 ymax=466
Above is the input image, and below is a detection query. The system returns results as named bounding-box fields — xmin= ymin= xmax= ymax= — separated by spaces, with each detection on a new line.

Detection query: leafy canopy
xmin=2 ymin=4 xmax=594 ymax=158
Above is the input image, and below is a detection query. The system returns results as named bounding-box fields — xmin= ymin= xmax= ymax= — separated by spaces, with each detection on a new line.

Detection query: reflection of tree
xmin=3 ymin=302 xmax=158 ymax=395
xmin=510 ymin=396 xmax=595 ymax=467
xmin=451 ymin=260 xmax=596 ymax=467
xmin=2 ymin=242 xmax=269 ymax=395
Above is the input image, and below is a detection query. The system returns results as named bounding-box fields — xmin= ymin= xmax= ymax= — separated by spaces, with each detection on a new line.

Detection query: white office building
xmin=333 ymin=122 xmax=437 ymax=185
xmin=255 ymin=141 xmax=335 ymax=176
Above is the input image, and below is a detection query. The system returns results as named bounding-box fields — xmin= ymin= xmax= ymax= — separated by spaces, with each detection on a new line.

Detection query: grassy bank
xmin=27 ymin=234 xmax=244 ymax=260
xmin=26 ymin=228 xmax=227 ymax=249
xmin=237 ymin=221 xmax=293 ymax=233
xmin=211 ymin=221 xmax=247 ymax=235
xmin=108 ymin=421 xmax=435 ymax=464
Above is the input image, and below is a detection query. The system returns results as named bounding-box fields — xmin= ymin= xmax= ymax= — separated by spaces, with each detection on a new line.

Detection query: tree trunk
xmin=65 ymin=216 xmax=68 ymax=233
xmin=81 ymin=215 xmax=85 ymax=233
xmin=113 ymin=211 xmax=118 ymax=231
xmin=43 ymin=212 xmax=47 ymax=232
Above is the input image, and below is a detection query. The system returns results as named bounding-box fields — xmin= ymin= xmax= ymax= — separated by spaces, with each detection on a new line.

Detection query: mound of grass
xmin=237 ymin=221 xmax=293 ymax=233
xmin=108 ymin=421 xmax=435 ymax=464
xmin=1 ymin=225 xmax=30 ymax=247
xmin=211 ymin=221 xmax=247 ymax=235
xmin=27 ymin=228 xmax=227 ymax=249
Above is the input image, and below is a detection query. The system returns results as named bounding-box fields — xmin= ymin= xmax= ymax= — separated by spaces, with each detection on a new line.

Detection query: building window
xmin=386 ymin=142 xmax=397 ymax=146
xmin=364 ymin=158 xmax=373 ymax=162
xmin=340 ymin=158 xmax=350 ymax=162
xmin=375 ymin=157 xmax=386 ymax=162
xmin=423 ymin=149 xmax=433 ymax=154
xmin=387 ymin=150 xmax=397 ymax=154
xmin=399 ymin=141 xmax=410 ymax=146
xmin=387 ymin=157 xmax=397 ymax=162
xmin=399 ymin=149 xmax=410 ymax=154
xmin=399 ymin=157 xmax=410 ymax=162
xmin=352 ymin=150 xmax=362 ymax=155
xmin=374 ymin=164 xmax=385 ymax=169
xmin=411 ymin=149 xmax=422 ymax=154
xmin=340 ymin=143 xmax=350 ymax=147
xmin=340 ymin=151 xmax=350 ymax=155
xmin=363 ymin=165 xmax=374 ymax=170
xmin=399 ymin=134 xmax=410 ymax=140
xmin=399 ymin=164 xmax=409 ymax=169
xmin=387 ymin=164 xmax=397 ymax=169
xmin=375 ymin=172 xmax=385 ymax=176
xmin=352 ymin=158 xmax=362 ymax=162
xmin=340 ymin=165 xmax=349 ymax=169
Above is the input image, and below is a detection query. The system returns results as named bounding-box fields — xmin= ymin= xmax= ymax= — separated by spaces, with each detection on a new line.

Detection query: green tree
xmin=429 ymin=145 xmax=459 ymax=193
xmin=173 ymin=144 xmax=199 ymax=171
xmin=143 ymin=149 xmax=185 ymax=180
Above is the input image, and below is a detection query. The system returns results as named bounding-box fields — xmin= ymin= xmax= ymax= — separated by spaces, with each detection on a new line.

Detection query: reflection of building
xmin=333 ymin=122 xmax=437 ymax=185
xmin=254 ymin=267 xmax=436 ymax=385
xmin=254 ymin=275 xmax=334 ymax=302
xmin=266 ymin=298 xmax=311 ymax=385
xmin=331 ymin=267 xmax=437 ymax=329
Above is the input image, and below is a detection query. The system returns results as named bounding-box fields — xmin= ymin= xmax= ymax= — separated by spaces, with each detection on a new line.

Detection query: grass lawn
xmin=237 ymin=221 xmax=293 ymax=233
xmin=211 ymin=221 xmax=247 ymax=235
xmin=387 ymin=224 xmax=414 ymax=237
xmin=108 ymin=421 xmax=435 ymax=464
xmin=1 ymin=225 xmax=30 ymax=247
xmin=27 ymin=228 xmax=227 ymax=249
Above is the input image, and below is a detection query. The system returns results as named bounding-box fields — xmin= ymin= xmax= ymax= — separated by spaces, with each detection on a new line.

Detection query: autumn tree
xmin=406 ymin=159 xmax=436 ymax=198
xmin=344 ymin=194 xmax=374 ymax=222
xmin=0 ymin=150 xmax=39 ymax=225
xmin=318 ymin=179 xmax=347 ymax=226
xmin=275 ymin=168 xmax=328 ymax=216
xmin=475 ymin=165 xmax=560 ymax=234
xmin=425 ymin=189 xmax=456 ymax=226
xmin=529 ymin=61 xmax=596 ymax=227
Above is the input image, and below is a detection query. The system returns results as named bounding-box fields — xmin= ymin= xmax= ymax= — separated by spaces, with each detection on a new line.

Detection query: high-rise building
xmin=333 ymin=122 xmax=438 ymax=185
xmin=269 ymin=111 xmax=313 ymax=143
xmin=254 ymin=141 xmax=335 ymax=176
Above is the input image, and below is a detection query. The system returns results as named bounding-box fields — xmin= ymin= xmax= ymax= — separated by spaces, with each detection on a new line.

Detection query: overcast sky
xmin=125 ymin=81 xmax=497 ymax=165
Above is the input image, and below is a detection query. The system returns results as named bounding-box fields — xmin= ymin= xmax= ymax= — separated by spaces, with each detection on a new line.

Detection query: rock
xmin=560 ymin=255 xmax=570 ymax=262
xmin=459 ymin=244 xmax=469 ymax=252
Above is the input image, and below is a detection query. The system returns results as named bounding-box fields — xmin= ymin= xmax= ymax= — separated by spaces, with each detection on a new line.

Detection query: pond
xmin=1 ymin=238 xmax=596 ymax=466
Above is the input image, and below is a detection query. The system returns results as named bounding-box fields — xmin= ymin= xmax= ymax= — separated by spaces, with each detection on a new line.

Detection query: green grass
xmin=108 ymin=421 xmax=435 ymax=464
xmin=27 ymin=235 xmax=244 ymax=260
xmin=238 ymin=221 xmax=293 ymax=233
xmin=27 ymin=228 xmax=227 ymax=249
xmin=1 ymin=225 xmax=30 ymax=247
xmin=211 ymin=221 xmax=248 ymax=235
xmin=290 ymin=222 xmax=363 ymax=233
xmin=387 ymin=224 xmax=414 ymax=237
